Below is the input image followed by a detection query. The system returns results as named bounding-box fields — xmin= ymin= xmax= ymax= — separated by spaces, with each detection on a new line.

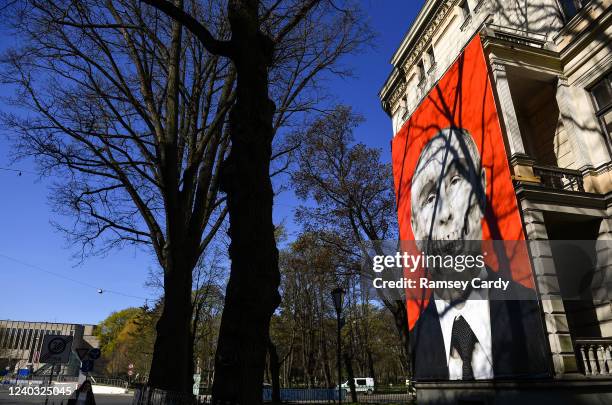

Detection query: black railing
xmin=132 ymin=385 xmax=416 ymax=404
xmin=533 ymin=164 xmax=585 ymax=192
xmin=133 ymin=385 xmax=198 ymax=405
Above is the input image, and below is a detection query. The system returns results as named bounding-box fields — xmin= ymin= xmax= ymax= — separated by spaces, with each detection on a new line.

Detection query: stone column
xmin=490 ymin=61 xmax=536 ymax=181
xmin=555 ymin=77 xmax=591 ymax=171
xmin=491 ymin=62 xmax=526 ymax=156
xmin=594 ymin=217 xmax=612 ymax=337
xmin=521 ymin=206 xmax=578 ymax=376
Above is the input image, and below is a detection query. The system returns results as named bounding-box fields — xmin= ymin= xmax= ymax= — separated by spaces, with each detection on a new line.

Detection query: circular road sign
xmin=80 ymin=360 xmax=94 ymax=373
xmin=48 ymin=337 xmax=67 ymax=354
xmin=88 ymin=348 xmax=101 ymax=360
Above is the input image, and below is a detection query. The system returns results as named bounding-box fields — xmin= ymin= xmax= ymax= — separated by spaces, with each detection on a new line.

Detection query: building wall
xmin=556 ymin=1 xmax=612 ymax=173
xmin=383 ymin=0 xmax=611 ymax=193
xmin=387 ymin=0 xmax=569 ymax=134
xmin=0 ymin=320 xmax=98 ymax=375
xmin=381 ymin=0 xmax=612 ymax=385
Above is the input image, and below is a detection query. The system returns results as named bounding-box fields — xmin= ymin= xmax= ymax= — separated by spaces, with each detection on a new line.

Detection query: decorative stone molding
xmin=401 ymin=0 xmax=459 ymax=75
xmin=510 ymin=153 xmax=537 ymax=167
xmin=385 ymin=0 xmax=459 ymax=112
xmin=460 ymin=14 xmax=472 ymax=32
xmin=474 ymin=0 xmax=487 ymax=13
xmin=388 ymin=80 xmax=408 ymax=113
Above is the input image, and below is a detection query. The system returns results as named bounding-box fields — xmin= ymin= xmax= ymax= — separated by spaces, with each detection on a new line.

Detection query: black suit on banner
xmin=410 ymin=273 xmax=550 ymax=381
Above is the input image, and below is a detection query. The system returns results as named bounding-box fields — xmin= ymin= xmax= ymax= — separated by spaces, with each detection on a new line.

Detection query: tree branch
xmin=139 ymin=0 xmax=232 ymax=57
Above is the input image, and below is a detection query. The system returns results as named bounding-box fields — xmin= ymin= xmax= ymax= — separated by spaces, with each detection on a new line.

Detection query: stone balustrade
xmin=575 ymin=338 xmax=612 ymax=376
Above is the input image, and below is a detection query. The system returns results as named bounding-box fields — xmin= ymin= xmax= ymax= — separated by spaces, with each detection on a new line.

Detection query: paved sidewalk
xmin=0 ymin=391 xmax=134 ymax=404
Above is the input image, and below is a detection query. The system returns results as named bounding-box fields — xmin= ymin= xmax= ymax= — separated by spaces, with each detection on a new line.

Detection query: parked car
xmin=340 ymin=377 xmax=375 ymax=395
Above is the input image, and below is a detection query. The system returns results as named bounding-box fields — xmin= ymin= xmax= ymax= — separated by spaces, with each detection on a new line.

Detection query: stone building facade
xmin=0 ymin=319 xmax=99 ymax=377
xmin=380 ymin=0 xmax=612 ymax=403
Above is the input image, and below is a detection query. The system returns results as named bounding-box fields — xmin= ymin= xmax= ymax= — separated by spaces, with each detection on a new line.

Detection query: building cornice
xmin=380 ymin=0 xmax=459 ymax=113
xmin=515 ymin=184 xmax=612 ymax=211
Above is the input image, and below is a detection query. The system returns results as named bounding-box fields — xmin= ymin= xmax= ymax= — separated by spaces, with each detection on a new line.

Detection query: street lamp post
xmin=331 ymin=287 xmax=345 ymax=405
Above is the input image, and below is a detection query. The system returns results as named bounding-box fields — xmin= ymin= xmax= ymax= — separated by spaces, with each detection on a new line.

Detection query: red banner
xmin=391 ymin=36 xmax=533 ymax=330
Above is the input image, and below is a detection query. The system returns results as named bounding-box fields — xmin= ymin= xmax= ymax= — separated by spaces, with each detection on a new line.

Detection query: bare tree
xmin=1 ymin=0 xmax=371 ymax=400
xmin=290 ymin=105 xmax=412 ymax=367
xmin=135 ymin=1 xmax=371 ymax=402
xmin=270 ymin=231 xmax=408 ymax=390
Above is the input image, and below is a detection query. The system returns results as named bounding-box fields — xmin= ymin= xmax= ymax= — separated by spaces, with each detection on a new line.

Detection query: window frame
xmin=459 ymin=0 xmax=472 ymax=31
xmin=588 ymin=72 xmax=612 ymax=153
xmin=417 ymin=60 xmax=426 ymax=86
xmin=426 ymin=45 xmax=436 ymax=72
xmin=590 ymin=73 xmax=612 ymax=131
xmin=460 ymin=0 xmax=471 ymax=19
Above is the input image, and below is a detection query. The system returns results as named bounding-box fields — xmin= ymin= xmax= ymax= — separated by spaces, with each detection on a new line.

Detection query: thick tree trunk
xmin=212 ymin=4 xmax=280 ymax=403
xmin=343 ymin=353 xmax=358 ymax=402
xmin=148 ymin=259 xmax=194 ymax=393
xmin=267 ymin=339 xmax=281 ymax=403
xmin=148 ymin=0 xmax=196 ymax=395
xmin=390 ymin=302 xmax=411 ymax=377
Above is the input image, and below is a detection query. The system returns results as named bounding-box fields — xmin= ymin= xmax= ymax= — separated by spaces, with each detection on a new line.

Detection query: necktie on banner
xmin=451 ymin=315 xmax=478 ymax=380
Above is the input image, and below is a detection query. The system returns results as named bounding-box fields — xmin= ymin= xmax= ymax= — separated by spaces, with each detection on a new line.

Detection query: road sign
xmin=128 ymin=370 xmax=133 ymax=376
xmin=88 ymin=348 xmax=101 ymax=360
xmin=128 ymin=363 xmax=134 ymax=369
xmin=193 ymin=374 xmax=201 ymax=396
xmin=40 ymin=335 xmax=73 ymax=364
xmin=80 ymin=360 xmax=94 ymax=373
xmin=75 ymin=348 xmax=90 ymax=361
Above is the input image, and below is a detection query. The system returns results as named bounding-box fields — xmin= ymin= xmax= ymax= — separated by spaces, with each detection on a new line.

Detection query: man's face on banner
xmin=410 ymin=128 xmax=486 ymax=266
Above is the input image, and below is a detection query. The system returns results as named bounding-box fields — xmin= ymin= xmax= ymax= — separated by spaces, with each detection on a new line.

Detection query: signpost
xmin=80 ymin=360 xmax=94 ymax=373
xmin=40 ymin=335 xmax=73 ymax=390
xmin=73 ymin=346 xmax=101 ymax=384
xmin=88 ymin=348 xmax=101 ymax=360
xmin=127 ymin=363 xmax=134 ymax=383
xmin=75 ymin=348 xmax=90 ymax=361
xmin=40 ymin=335 xmax=73 ymax=364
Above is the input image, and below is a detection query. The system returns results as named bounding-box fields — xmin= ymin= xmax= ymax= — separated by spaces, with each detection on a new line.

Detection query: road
xmin=0 ymin=392 xmax=134 ymax=404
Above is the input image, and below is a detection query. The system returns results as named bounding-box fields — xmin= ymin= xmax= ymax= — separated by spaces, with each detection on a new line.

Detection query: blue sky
xmin=0 ymin=1 xmax=422 ymax=325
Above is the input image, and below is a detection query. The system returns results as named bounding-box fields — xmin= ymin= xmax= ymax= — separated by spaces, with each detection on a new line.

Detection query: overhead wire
xmin=0 ymin=252 xmax=151 ymax=302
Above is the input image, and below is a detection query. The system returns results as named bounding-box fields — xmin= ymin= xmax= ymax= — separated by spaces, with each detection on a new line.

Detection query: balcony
xmin=575 ymin=338 xmax=612 ymax=376
xmin=532 ymin=164 xmax=585 ymax=192
xmin=511 ymin=154 xmax=586 ymax=194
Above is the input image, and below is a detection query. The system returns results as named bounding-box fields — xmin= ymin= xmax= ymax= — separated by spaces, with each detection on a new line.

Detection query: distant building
xmin=0 ymin=320 xmax=99 ymax=376
xmin=380 ymin=0 xmax=611 ymax=404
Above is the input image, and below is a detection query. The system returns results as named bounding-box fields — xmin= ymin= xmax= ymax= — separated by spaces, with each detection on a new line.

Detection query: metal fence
xmin=133 ymin=385 xmax=199 ymax=405
xmin=89 ymin=376 xmax=129 ymax=389
xmin=1 ymin=383 xmax=416 ymax=405
xmin=132 ymin=386 xmax=415 ymax=405
xmin=262 ymin=388 xmax=415 ymax=404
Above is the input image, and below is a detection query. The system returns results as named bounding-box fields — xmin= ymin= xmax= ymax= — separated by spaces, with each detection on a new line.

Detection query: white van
xmin=340 ymin=377 xmax=375 ymax=394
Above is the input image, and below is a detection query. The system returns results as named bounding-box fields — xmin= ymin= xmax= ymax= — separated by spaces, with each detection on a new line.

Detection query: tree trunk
xmin=148 ymin=259 xmax=194 ymax=393
xmin=211 ymin=3 xmax=280 ymax=403
xmin=343 ymin=353 xmax=358 ymax=402
xmin=320 ymin=336 xmax=332 ymax=388
xmin=268 ymin=339 xmax=281 ymax=403
xmin=366 ymin=349 xmax=376 ymax=382
xmin=147 ymin=0 xmax=196 ymax=395
xmin=390 ymin=302 xmax=411 ymax=377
